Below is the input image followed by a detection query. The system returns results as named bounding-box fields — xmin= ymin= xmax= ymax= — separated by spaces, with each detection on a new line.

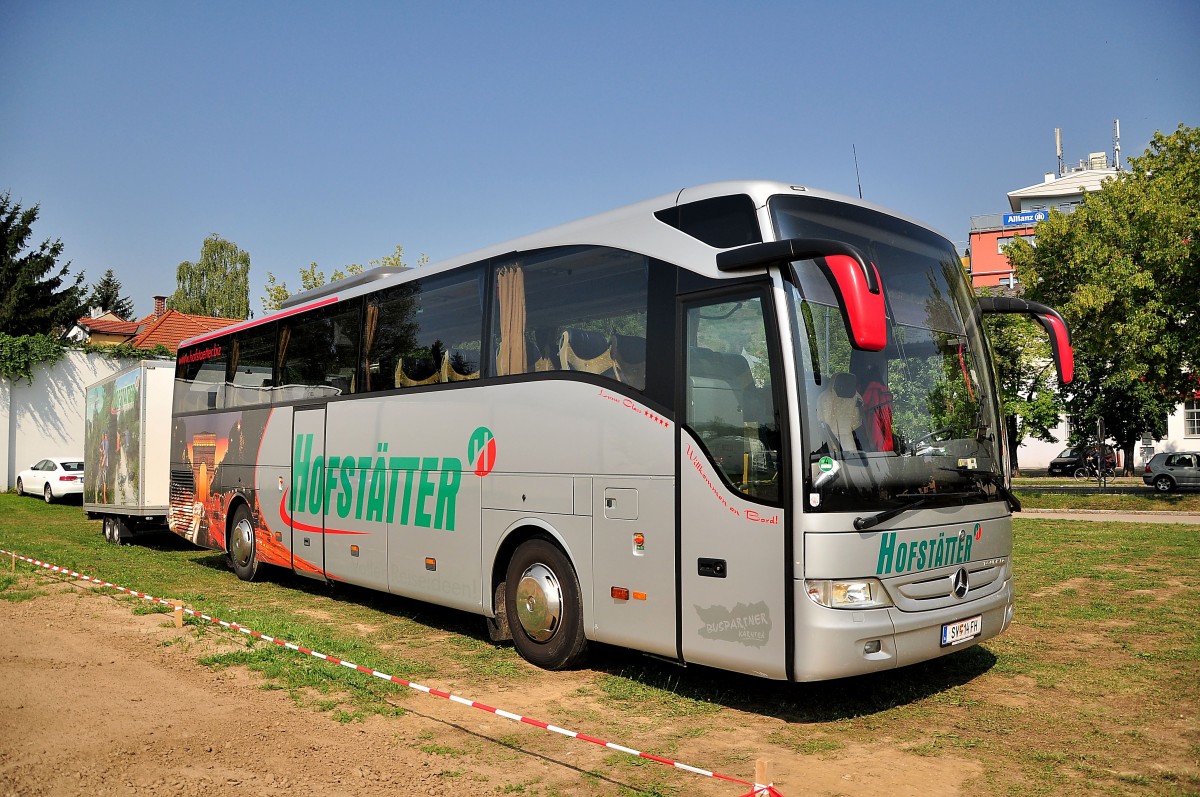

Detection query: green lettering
xmin=415 ymin=457 xmax=438 ymax=528
xmin=337 ymin=458 xmax=354 ymax=518
xmin=396 ymin=457 xmax=420 ymax=524
xmin=963 ymin=534 xmax=973 ymax=562
xmin=324 ymin=456 xmax=341 ymax=516
xmin=435 ymin=458 xmax=462 ymax=530
xmin=292 ymin=434 xmax=313 ymax=512
xmin=366 ymin=457 xmax=387 ymax=522
xmin=354 ymin=456 xmax=372 ymax=519
xmin=876 ymin=532 xmax=896 ymax=575
xmin=386 ymin=458 xmax=403 ymax=523
xmin=307 ymin=455 xmax=324 ymax=514
xmin=917 ymin=539 xmax=928 ymax=570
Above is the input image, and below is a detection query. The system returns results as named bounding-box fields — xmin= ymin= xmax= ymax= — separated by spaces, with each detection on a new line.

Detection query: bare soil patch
xmin=0 ymin=576 xmax=986 ymax=797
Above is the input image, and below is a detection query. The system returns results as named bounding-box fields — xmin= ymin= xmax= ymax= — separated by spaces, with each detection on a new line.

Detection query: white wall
xmin=1015 ymin=403 xmax=1198 ymax=474
xmin=1 ymin=351 xmax=135 ymax=489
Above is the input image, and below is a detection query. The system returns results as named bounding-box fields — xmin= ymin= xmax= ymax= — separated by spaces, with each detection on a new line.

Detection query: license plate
xmin=941 ymin=615 xmax=982 ymax=646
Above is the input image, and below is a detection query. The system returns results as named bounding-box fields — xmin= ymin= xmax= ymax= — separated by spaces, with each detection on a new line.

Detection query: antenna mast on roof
xmin=852 ymin=144 xmax=863 ymax=199
xmin=1113 ymin=119 xmax=1122 ymax=171
xmin=1055 ymin=128 xmax=1064 ymax=177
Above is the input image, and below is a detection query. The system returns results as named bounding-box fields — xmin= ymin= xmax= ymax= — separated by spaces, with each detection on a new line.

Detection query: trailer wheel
xmin=103 ymin=516 xmax=125 ymax=545
xmin=504 ymin=538 xmax=587 ymax=670
xmin=228 ymin=504 xmax=260 ymax=581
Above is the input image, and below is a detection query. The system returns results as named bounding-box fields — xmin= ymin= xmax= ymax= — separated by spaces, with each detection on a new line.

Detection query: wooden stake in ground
xmin=172 ymin=600 xmax=184 ymax=629
xmin=755 ymin=758 xmax=773 ymax=796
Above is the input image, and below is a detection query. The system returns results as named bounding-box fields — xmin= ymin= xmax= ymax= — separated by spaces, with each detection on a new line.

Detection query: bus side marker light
xmin=351 ymin=545 xmax=360 ymax=557
xmin=611 ymin=587 xmax=630 ymax=601
xmin=274 ymin=531 xmax=282 ymax=541
xmin=425 ymin=558 xmax=437 ymax=571
xmin=632 ymin=591 xmax=647 ymax=601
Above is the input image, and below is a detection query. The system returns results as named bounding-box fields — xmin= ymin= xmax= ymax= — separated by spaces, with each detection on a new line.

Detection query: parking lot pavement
xmin=1016 ymin=508 xmax=1200 ymax=524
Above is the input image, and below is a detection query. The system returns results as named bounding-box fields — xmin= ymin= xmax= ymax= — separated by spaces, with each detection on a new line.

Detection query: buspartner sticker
xmin=694 ymin=602 xmax=771 ymax=647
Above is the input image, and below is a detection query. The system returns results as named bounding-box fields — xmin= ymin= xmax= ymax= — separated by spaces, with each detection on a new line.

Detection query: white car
xmin=16 ymin=457 xmax=85 ymax=503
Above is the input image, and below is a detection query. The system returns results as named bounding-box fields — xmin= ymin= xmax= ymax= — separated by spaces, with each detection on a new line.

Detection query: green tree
xmin=260 ymin=244 xmax=427 ymax=314
xmin=0 ymin=192 xmax=87 ymax=335
xmin=86 ymin=268 xmax=135 ymax=320
xmin=1008 ymin=123 xmax=1200 ymax=471
xmin=980 ymin=291 xmax=1065 ymax=474
xmin=169 ymin=234 xmax=251 ymax=320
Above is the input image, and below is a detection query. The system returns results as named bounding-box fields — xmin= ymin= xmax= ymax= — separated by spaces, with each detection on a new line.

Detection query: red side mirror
xmin=977 ymin=296 xmax=1074 ymax=385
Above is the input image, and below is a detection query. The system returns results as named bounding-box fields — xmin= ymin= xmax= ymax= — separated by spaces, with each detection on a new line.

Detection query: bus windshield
xmin=771 ymin=195 xmax=1004 ymax=514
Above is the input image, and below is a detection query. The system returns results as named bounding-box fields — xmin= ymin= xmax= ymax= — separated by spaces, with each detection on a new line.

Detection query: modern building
xmin=968 ymin=152 xmax=1118 ymax=289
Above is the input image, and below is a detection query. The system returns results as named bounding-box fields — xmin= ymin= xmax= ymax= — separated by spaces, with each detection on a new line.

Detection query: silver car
xmin=1142 ymin=451 xmax=1200 ymax=492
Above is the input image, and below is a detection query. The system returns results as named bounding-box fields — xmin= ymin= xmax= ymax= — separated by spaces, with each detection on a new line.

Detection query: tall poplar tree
xmin=169 ymin=234 xmax=251 ymax=320
xmin=0 ymin=192 xmax=87 ymax=335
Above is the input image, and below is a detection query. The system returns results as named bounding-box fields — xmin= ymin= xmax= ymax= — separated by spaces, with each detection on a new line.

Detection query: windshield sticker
xmin=876 ymin=525 xmax=979 ymax=576
xmin=695 ymin=602 xmax=771 ymax=647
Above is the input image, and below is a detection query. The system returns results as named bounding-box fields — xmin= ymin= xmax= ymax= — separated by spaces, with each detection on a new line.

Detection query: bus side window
xmin=174 ymin=354 xmax=227 ymax=415
xmin=278 ymin=299 xmax=363 ymax=399
xmin=226 ymin=325 xmax=278 ymax=408
xmin=362 ymin=267 xmax=483 ymax=392
xmin=492 ymin=247 xmax=648 ymax=390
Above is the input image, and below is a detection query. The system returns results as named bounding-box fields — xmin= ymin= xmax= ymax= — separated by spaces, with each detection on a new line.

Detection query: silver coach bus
xmin=168 ymin=181 xmax=1072 ymax=681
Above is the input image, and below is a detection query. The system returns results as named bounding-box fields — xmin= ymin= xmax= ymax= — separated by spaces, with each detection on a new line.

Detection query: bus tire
xmin=505 ymin=538 xmax=587 ymax=670
xmin=228 ymin=504 xmax=261 ymax=581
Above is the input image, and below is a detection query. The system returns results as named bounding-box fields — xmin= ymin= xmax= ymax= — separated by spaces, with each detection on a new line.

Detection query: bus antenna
xmin=852 ymin=145 xmax=864 ymax=199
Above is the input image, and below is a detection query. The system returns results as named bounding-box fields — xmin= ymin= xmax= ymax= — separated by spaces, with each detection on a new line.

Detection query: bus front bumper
xmin=790 ymin=577 xmax=1013 ymax=682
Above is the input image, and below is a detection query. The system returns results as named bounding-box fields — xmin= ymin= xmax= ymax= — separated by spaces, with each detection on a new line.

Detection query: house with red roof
xmin=66 ymin=296 xmax=240 ymax=354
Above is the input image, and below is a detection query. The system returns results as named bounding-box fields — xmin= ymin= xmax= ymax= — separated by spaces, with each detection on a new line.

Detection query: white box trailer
xmin=83 ymin=360 xmax=174 ymax=543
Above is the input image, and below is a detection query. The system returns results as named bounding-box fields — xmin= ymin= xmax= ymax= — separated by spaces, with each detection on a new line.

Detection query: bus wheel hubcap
xmin=514 ymin=564 xmax=562 ymax=642
xmin=231 ymin=519 xmax=254 ymax=567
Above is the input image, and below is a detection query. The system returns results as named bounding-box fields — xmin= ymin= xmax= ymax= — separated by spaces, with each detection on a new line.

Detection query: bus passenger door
xmin=678 ymin=293 xmax=789 ymax=679
xmin=291 ymin=407 xmax=327 ymax=579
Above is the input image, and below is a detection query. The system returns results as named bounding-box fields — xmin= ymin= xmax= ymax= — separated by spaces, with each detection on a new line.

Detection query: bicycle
xmin=1073 ymin=463 xmax=1116 ymax=482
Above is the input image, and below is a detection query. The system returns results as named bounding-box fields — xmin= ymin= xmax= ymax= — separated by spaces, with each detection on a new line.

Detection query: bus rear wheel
xmin=228 ymin=505 xmax=261 ymax=581
xmin=505 ymin=538 xmax=587 ymax=670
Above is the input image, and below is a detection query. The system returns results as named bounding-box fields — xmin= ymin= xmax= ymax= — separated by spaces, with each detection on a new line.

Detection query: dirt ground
xmin=0 ymin=575 xmax=986 ymax=797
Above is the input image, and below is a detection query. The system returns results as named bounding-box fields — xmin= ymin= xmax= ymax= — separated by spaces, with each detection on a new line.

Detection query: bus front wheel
xmin=505 ymin=538 xmax=587 ymax=670
xmin=228 ymin=505 xmax=261 ymax=581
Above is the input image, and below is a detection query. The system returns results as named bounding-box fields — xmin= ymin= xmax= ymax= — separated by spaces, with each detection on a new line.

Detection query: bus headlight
xmin=804 ymin=578 xmax=893 ymax=609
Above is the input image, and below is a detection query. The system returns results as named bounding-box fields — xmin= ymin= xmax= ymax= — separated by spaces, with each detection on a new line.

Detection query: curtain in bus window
xmin=276 ymin=326 xmax=291 ymax=378
xmin=497 ymin=265 xmax=527 ymax=375
xmin=362 ymin=301 xmax=379 ymax=391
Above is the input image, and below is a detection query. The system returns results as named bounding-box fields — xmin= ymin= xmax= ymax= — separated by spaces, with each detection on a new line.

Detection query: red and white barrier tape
xmin=1 ymin=549 xmax=783 ymax=796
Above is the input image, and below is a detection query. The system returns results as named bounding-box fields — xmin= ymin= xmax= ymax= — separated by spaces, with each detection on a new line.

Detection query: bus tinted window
xmin=493 ymin=247 xmax=648 ymax=390
xmin=362 ymin=267 xmax=484 ymax=392
xmin=174 ymin=345 xmax=227 ymax=415
xmin=227 ymin=324 xmax=277 ymax=407
xmin=278 ymin=299 xmax=362 ymax=399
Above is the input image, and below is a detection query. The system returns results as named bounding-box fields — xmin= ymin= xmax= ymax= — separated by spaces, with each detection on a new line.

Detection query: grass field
xmin=1 ymin=492 xmax=1197 ymax=796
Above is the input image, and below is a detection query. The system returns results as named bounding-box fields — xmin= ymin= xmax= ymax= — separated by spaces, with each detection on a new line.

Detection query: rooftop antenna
xmin=1055 ymin=128 xmax=1064 ymax=177
xmin=852 ymin=144 xmax=863 ymax=199
xmin=1113 ymin=119 xmax=1122 ymax=170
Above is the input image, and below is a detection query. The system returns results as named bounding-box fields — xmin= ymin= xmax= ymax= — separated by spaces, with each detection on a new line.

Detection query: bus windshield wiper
xmin=853 ymin=490 xmax=977 ymax=531
xmin=941 ymin=466 xmax=1022 ymax=513
xmin=853 ymin=493 xmax=930 ymax=531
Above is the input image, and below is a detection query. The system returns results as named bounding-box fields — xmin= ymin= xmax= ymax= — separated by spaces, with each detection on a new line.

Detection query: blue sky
xmin=2 ymin=1 xmax=1197 ymax=319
